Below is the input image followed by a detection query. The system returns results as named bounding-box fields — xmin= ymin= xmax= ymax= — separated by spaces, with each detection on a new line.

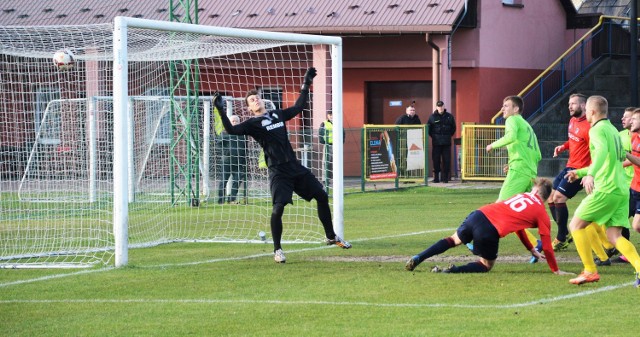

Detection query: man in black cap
xmin=427 ymin=100 xmax=456 ymax=183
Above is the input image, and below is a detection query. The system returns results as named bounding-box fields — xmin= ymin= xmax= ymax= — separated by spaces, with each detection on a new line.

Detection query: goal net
xmin=0 ymin=17 xmax=344 ymax=268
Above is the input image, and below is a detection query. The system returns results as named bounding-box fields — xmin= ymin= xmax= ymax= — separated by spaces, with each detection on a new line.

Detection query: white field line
xmin=0 ymin=229 xmax=453 ymax=288
xmin=0 ymin=282 xmax=633 ymax=309
xmin=148 ymin=228 xmax=458 ymax=268
xmin=0 ymin=228 xmax=635 ymax=308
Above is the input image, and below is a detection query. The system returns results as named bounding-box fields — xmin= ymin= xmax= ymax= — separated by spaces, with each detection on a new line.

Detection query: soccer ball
xmin=52 ymin=49 xmax=74 ymax=70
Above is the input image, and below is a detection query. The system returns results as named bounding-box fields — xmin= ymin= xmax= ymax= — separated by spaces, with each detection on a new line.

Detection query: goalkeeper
xmin=213 ymin=67 xmax=351 ymax=264
xmin=405 ymin=178 xmax=571 ymax=275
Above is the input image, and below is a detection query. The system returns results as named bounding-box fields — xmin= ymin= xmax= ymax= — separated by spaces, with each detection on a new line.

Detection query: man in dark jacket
xmin=395 ymin=105 xmax=422 ymax=125
xmin=216 ymin=115 xmax=247 ymax=204
xmin=427 ymin=101 xmax=456 ymax=183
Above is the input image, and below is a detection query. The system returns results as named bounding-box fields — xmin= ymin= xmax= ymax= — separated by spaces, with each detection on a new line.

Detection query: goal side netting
xmin=0 ymin=17 xmax=344 ymax=268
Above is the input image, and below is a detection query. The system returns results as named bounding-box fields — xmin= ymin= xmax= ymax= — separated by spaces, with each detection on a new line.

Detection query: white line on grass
xmin=0 ymin=282 xmax=634 ymax=309
xmin=0 ymin=268 xmax=113 ymax=288
xmin=4 ymin=228 xmax=632 ymax=309
xmin=145 ymin=228 xmax=457 ymax=268
xmin=0 ymin=229 xmax=452 ymax=287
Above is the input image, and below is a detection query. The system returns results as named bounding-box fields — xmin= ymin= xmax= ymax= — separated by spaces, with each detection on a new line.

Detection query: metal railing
xmin=492 ymin=15 xmax=635 ymax=124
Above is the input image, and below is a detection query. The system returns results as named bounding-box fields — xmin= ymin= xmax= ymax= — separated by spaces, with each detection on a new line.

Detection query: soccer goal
xmin=0 ymin=17 xmax=344 ymax=268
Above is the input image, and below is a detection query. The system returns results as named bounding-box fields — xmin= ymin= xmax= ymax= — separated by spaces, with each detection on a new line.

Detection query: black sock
xmin=415 ymin=237 xmax=455 ymax=262
xmin=548 ymin=202 xmax=556 ymax=222
xmin=556 ymin=203 xmax=569 ymax=241
xmin=271 ymin=203 xmax=285 ymax=251
xmin=450 ymin=261 xmax=488 ymax=273
xmin=622 ymin=227 xmax=630 ymax=240
xmin=316 ymin=198 xmax=336 ymax=239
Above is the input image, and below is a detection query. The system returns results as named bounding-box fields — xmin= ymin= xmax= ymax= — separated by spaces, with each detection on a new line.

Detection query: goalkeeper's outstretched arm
xmin=282 ymin=67 xmax=317 ymax=120
xmin=213 ymin=92 xmax=237 ymax=134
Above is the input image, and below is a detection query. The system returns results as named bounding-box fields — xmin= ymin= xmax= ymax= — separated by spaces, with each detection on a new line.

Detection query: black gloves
xmin=213 ymin=91 xmax=225 ymax=112
xmin=301 ymin=67 xmax=317 ymax=91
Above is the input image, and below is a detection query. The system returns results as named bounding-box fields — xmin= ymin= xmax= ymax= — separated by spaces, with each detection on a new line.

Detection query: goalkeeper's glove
xmin=301 ymin=67 xmax=317 ymax=91
xmin=213 ymin=91 xmax=225 ymax=112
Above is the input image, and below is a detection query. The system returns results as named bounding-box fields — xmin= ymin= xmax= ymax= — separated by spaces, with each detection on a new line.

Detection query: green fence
xmin=360 ymin=124 xmax=429 ymax=191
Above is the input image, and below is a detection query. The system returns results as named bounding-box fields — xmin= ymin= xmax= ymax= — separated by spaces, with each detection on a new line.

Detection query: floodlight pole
xmin=631 ymin=0 xmax=638 ymax=106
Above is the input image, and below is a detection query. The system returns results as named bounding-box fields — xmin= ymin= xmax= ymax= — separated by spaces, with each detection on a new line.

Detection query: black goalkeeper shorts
xmin=269 ymin=162 xmax=325 ymax=205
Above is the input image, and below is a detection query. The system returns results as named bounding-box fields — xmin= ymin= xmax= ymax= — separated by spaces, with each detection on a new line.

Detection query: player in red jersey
xmin=626 ymin=108 xmax=640 ymax=234
xmin=548 ymin=93 xmax=591 ymax=251
xmin=405 ymin=178 xmax=571 ymax=275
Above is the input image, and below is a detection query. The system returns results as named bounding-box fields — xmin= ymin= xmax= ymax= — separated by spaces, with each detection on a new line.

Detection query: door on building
xmin=366 ymin=81 xmax=431 ymax=125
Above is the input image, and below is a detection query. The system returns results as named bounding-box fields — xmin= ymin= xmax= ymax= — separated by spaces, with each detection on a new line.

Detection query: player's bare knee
xmin=552 ymin=193 xmax=568 ymax=204
xmin=451 ymin=233 xmax=463 ymax=245
xmin=480 ymin=258 xmax=494 ymax=271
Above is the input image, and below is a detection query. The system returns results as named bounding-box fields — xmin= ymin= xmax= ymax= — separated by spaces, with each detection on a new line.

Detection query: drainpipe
xmin=427 ymin=34 xmax=441 ymax=103
xmin=448 ymin=0 xmax=468 ymax=69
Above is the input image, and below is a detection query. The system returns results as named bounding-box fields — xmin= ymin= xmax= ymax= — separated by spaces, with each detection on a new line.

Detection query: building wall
xmin=477 ymin=1 xmax=567 ymax=69
xmin=337 ymin=1 xmax=575 ymax=176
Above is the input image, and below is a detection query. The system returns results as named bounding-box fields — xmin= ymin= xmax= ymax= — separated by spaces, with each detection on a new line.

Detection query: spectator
xmin=216 ymin=115 xmax=247 ymax=204
xmin=395 ymin=104 xmax=421 ymax=125
xmin=318 ymin=111 xmax=344 ymax=188
xmin=427 ymin=100 xmax=456 ymax=183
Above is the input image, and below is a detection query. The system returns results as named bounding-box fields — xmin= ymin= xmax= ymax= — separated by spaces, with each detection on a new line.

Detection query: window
xmin=502 ymin=0 xmax=524 ymax=8
xmin=35 ymin=87 xmax=61 ymax=145
xmin=145 ymin=88 xmax=171 ymax=144
xmin=259 ymin=87 xmax=282 ymax=110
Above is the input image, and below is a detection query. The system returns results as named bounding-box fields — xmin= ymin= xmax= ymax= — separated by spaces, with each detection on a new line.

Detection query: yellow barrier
xmin=461 ymin=124 xmax=507 ymax=181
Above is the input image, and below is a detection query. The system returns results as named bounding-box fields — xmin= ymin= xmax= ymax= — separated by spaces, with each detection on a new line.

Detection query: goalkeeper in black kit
xmin=213 ymin=67 xmax=351 ymax=263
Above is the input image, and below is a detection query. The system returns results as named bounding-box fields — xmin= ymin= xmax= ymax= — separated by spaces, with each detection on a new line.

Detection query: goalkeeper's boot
xmin=635 ymin=272 xmax=640 ymax=288
xmin=326 ymin=235 xmax=352 ymax=249
xmin=594 ymin=257 xmax=611 ymax=266
xmin=405 ymin=256 xmax=421 ymax=271
xmin=569 ymin=271 xmax=600 ymax=285
xmin=274 ymin=249 xmax=286 ymax=263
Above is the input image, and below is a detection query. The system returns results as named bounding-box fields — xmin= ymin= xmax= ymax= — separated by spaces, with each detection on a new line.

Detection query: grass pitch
xmin=1 ymin=184 xmax=638 ymax=336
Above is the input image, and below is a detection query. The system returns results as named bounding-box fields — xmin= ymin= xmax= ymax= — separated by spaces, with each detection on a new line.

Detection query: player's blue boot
xmin=529 ymin=240 xmax=542 ymax=264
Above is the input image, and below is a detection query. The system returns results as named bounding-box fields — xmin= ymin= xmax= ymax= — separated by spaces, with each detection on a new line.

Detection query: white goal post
xmin=0 ymin=17 xmax=344 ymax=268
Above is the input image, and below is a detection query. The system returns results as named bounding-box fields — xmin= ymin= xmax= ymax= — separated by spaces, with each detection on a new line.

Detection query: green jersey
xmin=577 ymin=119 xmax=627 ymax=194
xmin=490 ymin=114 xmax=541 ymax=177
xmin=619 ymin=129 xmax=633 ymax=185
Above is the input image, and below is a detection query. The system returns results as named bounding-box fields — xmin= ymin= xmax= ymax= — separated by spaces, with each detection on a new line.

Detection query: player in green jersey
xmin=486 ymin=96 xmax=542 ymax=256
xmin=487 ymin=96 xmax=542 ymax=201
xmin=565 ymin=95 xmax=640 ymax=286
